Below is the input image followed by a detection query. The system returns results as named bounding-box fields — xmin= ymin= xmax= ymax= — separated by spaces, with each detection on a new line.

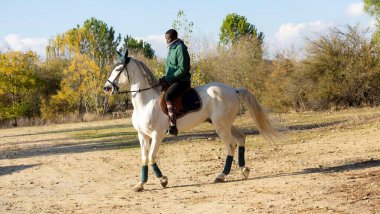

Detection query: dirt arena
xmin=1 ymin=108 xmax=379 ymax=213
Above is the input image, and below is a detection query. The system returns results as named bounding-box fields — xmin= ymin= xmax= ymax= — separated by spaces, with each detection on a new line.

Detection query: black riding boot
xmin=166 ymin=102 xmax=178 ymax=136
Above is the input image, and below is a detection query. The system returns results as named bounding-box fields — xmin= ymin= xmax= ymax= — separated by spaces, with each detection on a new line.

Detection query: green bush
xmin=294 ymin=25 xmax=380 ymax=110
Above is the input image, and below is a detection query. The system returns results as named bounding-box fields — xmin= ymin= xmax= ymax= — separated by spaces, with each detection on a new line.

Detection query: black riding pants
xmin=164 ymin=81 xmax=191 ymax=102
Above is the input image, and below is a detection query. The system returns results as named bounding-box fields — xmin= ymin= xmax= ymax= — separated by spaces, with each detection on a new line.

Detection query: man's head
xmin=165 ymin=29 xmax=178 ymax=44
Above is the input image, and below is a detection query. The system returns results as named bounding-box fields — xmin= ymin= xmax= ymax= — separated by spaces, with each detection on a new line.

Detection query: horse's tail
xmin=236 ymin=88 xmax=281 ymax=143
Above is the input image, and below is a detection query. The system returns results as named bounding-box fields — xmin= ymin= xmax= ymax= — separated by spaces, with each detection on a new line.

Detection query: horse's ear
xmin=116 ymin=50 xmax=122 ymax=57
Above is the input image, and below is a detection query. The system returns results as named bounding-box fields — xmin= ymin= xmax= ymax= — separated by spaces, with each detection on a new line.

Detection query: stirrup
xmin=166 ymin=125 xmax=178 ymax=136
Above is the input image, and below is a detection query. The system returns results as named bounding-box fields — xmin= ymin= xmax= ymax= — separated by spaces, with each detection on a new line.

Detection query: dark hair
xmin=165 ymin=29 xmax=178 ymax=39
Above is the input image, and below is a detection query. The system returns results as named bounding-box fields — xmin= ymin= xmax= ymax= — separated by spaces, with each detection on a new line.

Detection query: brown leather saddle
xmin=160 ymin=84 xmax=202 ymax=119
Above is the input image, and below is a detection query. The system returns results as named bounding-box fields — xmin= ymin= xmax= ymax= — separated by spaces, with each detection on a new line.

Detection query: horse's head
xmin=103 ymin=49 xmax=131 ymax=94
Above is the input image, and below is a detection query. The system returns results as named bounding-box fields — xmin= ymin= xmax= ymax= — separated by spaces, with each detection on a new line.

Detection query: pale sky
xmin=0 ymin=0 xmax=374 ymax=58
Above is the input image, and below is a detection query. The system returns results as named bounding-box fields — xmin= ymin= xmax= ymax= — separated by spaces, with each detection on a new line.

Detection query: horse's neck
xmin=130 ymin=75 xmax=160 ymax=111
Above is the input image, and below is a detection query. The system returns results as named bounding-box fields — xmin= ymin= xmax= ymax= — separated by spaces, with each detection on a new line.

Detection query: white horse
xmin=104 ymin=51 xmax=279 ymax=192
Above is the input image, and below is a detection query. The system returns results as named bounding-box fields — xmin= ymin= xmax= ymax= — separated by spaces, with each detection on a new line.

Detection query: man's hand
xmin=159 ymin=77 xmax=168 ymax=85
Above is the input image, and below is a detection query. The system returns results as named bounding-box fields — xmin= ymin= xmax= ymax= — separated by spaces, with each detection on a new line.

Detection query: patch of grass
xmin=70 ymin=124 xmax=138 ymax=143
xmin=0 ymin=123 xmax=135 ymax=139
xmin=73 ymin=130 xmax=137 ymax=140
xmin=276 ymin=107 xmax=380 ymax=127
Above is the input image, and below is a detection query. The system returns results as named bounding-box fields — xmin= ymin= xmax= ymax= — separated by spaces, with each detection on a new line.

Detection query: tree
xmin=39 ymin=58 xmax=68 ymax=96
xmin=172 ymin=10 xmax=194 ymax=45
xmin=364 ymin=0 xmax=380 ymax=41
xmin=46 ymin=17 xmax=121 ymax=70
xmin=41 ymin=54 xmax=103 ymax=120
xmin=0 ymin=51 xmax=42 ymax=126
xmin=45 ymin=18 xmax=121 ymax=117
xmin=364 ymin=0 xmax=380 ymax=16
xmin=219 ymin=13 xmax=264 ymax=46
xmin=121 ymin=35 xmax=155 ymax=59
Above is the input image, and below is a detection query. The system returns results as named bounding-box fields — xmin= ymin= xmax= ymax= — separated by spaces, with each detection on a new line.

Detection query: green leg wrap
xmin=238 ymin=146 xmax=245 ymax=167
xmin=141 ymin=165 xmax=148 ymax=183
xmin=223 ymin=155 xmax=234 ymax=175
xmin=151 ymin=163 xmax=163 ymax=178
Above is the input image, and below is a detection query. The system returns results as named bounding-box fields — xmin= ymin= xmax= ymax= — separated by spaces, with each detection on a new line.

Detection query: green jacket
xmin=164 ymin=39 xmax=191 ymax=83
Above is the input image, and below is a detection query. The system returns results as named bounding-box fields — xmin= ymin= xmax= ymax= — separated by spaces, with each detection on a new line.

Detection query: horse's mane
xmin=131 ymin=58 xmax=159 ymax=86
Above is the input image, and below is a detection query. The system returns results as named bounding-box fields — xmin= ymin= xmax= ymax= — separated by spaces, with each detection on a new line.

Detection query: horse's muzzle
xmin=103 ymin=86 xmax=112 ymax=92
xmin=104 ymin=85 xmax=119 ymax=94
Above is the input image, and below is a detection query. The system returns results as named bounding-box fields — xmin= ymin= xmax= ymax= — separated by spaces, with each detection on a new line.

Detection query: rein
xmin=116 ymin=83 xmax=161 ymax=94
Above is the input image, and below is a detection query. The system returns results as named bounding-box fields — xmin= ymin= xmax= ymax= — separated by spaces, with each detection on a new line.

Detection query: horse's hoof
xmin=214 ymin=173 xmax=226 ymax=183
xmin=133 ymin=182 xmax=144 ymax=192
xmin=241 ymin=167 xmax=250 ymax=179
xmin=160 ymin=176 xmax=168 ymax=188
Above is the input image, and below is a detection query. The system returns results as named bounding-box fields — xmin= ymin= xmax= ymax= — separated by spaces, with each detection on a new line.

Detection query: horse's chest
xmin=132 ymin=112 xmax=154 ymax=133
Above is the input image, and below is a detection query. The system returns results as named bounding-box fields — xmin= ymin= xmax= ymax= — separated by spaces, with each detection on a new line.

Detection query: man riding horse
xmin=159 ymin=29 xmax=191 ymax=136
xmin=103 ymin=30 xmax=279 ymax=192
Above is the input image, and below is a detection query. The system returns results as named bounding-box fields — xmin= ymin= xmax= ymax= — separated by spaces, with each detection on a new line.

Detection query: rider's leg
xmin=164 ymin=81 xmax=190 ymax=135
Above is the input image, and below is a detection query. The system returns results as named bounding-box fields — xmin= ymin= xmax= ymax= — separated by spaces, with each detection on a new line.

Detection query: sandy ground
xmin=0 ymin=108 xmax=379 ymax=214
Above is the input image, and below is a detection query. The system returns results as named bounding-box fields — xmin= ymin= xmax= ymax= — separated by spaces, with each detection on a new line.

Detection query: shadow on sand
xmin=0 ymin=139 xmax=140 ymax=160
xmin=164 ymin=120 xmax=343 ymax=143
xmin=0 ymin=164 xmax=41 ymax=176
xmin=161 ymin=159 xmax=380 ymax=190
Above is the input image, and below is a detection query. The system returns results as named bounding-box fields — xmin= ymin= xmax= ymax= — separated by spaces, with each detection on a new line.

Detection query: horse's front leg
xmin=149 ymin=133 xmax=168 ymax=188
xmin=133 ymin=132 xmax=150 ymax=192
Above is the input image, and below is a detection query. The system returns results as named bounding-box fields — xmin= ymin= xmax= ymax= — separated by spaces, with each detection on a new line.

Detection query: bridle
xmin=106 ymin=59 xmax=161 ymax=94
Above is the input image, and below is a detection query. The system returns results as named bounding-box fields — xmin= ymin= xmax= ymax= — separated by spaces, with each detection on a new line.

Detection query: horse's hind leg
xmin=231 ymin=126 xmax=250 ymax=179
xmin=213 ymin=122 xmax=237 ymax=183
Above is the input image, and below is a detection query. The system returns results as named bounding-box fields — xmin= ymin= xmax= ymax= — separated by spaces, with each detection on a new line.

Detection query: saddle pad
xmin=177 ymin=89 xmax=202 ymax=118
xmin=160 ymin=88 xmax=202 ymax=119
